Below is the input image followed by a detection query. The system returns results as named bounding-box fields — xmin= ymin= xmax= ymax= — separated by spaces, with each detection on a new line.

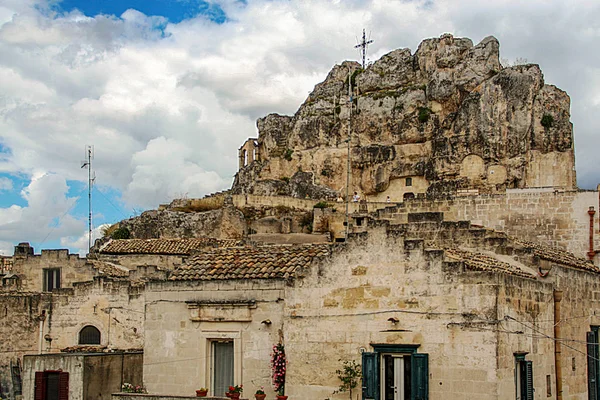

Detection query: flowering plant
xmin=121 ymin=382 xmax=146 ymax=393
xmin=271 ymin=343 xmax=286 ymax=395
xmin=199 ymin=387 xmax=208 ymax=392
xmin=255 ymin=386 xmax=265 ymax=395
xmin=228 ymin=384 xmax=243 ymax=394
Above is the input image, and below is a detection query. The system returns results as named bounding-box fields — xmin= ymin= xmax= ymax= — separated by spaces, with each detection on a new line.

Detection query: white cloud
xmin=0 ymin=0 xmax=599 ymax=252
xmin=0 ymin=177 xmax=12 ymax=191
xmin=60 ymin=223 xmax=109 ymax=256
xmin=0 ymin=172 xmax=85 ymax=246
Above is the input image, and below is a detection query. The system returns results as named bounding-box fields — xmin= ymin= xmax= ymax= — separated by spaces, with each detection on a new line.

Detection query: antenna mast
xmin=81 ymin=145 xmax=95 ymax=253
xmin=354 ymin=29 xmax=373 ymax=69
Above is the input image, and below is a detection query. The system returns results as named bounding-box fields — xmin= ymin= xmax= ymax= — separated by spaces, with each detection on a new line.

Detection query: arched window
xmin=403 ymin=192 xmax=415 ymax=201
xmin=79 ymin=325 xmax=101 ymax=345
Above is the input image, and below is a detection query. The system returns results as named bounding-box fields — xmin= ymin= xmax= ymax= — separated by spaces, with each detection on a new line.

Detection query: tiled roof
xmin=170 ymin=244 xmax=331 ymax=281
xmin=88 ymin=260 xmax=130 ymax=278
xmin=99 ymin=238 xmax=243 ymax=255
xmin=445 ymin=248 xmax=535 ymax=279
xmin=512 ymin=238 xmax=600 ymax=273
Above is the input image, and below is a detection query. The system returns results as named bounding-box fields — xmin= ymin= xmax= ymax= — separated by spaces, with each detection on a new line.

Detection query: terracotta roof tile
xmin=99 ymin=238 xmax=243 ymax=255
xmin=445 ymin=248 xmax=535 ymax=279
xmin=511 ymin=238 xmax=600 ymax=273
xmin=170 ymin=244 xmax=331 ymax=281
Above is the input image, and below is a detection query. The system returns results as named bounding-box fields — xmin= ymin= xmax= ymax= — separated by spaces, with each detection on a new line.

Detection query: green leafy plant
xmin=284 ymin=148 xmax=294 ymax=161
xmin=314 ymin=201 xmax=330 ymax=209
xmin=541 ymin=114 xmax=554 ymax=128
xmin=111 ymin=227 xmax=131 ymax=240
xmin=122 ymin=382 xmax=146 ymax=393
xmin=333 ymin=360 xmax=361 ymax=399
xmin=281 ymin=176 xmax=290 ymax=183
xmin=255 ymin=387 xmax=265 ymax=395
xmin=418 ymin=107 xmax=431 ymax=123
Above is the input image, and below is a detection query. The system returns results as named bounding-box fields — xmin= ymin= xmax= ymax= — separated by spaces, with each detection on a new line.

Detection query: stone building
xmin=139 ymin=213 xmax=600 ymax=400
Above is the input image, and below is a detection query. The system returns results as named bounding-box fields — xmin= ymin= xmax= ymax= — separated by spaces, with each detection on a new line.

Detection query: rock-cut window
xmin=79 ymin=325 xmax=101 ymax=345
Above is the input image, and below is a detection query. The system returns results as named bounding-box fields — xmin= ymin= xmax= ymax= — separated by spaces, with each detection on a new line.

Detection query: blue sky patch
xmin=55 ymin=0 xmax=227 ymax=23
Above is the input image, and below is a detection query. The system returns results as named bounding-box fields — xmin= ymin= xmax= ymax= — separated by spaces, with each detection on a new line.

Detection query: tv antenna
xmin=355 ymin=29 xmax=373 ymax=70
xmin=81 ymin=145 xmax=96 ymax=253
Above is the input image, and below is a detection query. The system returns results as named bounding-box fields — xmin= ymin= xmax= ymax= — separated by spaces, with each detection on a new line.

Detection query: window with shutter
xmin=589 ymin=330 xmax=599 ymax=400
xmin=362 ymin=352 xmax=378 ymax=400
xmin=411 ymin=353 xmax=429 ymax=400
xmin=58 ymin=372 xmax=69 ymax=400
xmin=524 ymin=360 xmax=533 ymax=400
xmin=34 ymin=371 xmax=45 ymax=400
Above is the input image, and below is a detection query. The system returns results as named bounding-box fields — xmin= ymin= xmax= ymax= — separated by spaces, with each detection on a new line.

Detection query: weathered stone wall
xmin=22 ymin=354 xmax=86 ymax=400
xmin=0 ymin=280 xmax=144 ymax=399
xmin=21 ymin=352 xmax=143 ymax=400
xmin=377 ymin=189 xmax=600 ymax=261
xmin=46 ymin=278 xmax=145 ymax=352
xmin=0 ymin=293 xmax=50 ymax=400
xmin=10 ymin=249 xmax=96 ymax=292
xmin=283 ymin=232 xmax=505 ymax=399
xmin=96 ymin=254 xmax=186 ymax=270
xmin=143 ymin=280 xmax=285 ymax=398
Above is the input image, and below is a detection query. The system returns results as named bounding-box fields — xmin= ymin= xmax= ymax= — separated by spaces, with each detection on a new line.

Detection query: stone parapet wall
xmin=113 ymin=395 xmax=231 ymax=400
xmin=232 ymin=194 xmax=318 ymax=211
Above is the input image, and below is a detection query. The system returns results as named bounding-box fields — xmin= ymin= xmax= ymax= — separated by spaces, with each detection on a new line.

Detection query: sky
xmin=0 ymin=0 xmax=599 ymax=256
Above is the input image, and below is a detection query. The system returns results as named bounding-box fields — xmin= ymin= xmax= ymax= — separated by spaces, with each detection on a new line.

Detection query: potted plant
xmin=272 ymin=343 xmax=287 ymax=400
xmin=227 ymin=384 xmax=243 ymax=400
xmin=196 ymin=387 xmax=208 ymax=397
xmin=254 ymin=386 xmax=266 ymax=400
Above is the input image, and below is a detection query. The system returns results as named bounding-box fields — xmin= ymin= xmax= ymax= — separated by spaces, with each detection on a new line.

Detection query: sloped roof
xmin=99 ymin=238 xmax=243 ymax=255
xmin=87 ymin=260 xmax=130 ymax=278
xmin=170 ymin=244 xmax=331 ymax=281
xmin=445 ymin=248 xmax=536 ymax=279
xmin=512 ymin=238 xmax=600 ymax=273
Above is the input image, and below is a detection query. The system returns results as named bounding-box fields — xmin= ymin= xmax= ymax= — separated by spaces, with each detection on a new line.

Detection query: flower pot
xmin=276 ymin=396 xmax=288 ymax=400
xmin=230 ymin=393 xmax=241 ymax=400
xmin=255 ymin=394 xmax=266 ymax=400
xmin=196 ymin=390 xmax=208 ymax=397
xmin=225 ymin=393 xmax=232 ymax=398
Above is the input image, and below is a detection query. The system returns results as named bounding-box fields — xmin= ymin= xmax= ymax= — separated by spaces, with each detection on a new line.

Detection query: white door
xmin=382 ymin=354 xmax=410 ymax=400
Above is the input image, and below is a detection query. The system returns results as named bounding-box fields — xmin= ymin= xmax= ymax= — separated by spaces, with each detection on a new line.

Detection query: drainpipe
xmin=588 ymin=207 xmax=597 ymax=260
xmin=554 ymin=291 xmax=563 ymax=400
xmin=38 ymin=310 xmax=46 ymax=354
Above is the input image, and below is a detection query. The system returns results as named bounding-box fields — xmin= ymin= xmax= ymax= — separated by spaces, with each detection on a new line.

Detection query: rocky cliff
xmin=233 ymin=34 xmax=576 ymax=201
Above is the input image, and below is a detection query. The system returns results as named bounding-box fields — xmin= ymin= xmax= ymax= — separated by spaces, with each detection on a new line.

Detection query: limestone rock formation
xmin=233 ymin=34 xmax=576 ymax=201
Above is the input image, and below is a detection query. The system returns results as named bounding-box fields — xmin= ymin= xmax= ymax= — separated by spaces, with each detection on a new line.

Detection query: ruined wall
xmin=143 ymin=280 xmax=285 ymax=398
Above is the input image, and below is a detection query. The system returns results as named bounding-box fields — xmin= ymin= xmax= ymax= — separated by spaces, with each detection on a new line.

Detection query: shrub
xmin=111 ymin=227 xmax=131 ymax=240
xmin=541 ymin=114 xmax=554 ymax=128
xmin=284 ymin=149 xmax=294 ymax=161
xmin=418 ymin=107 xmax=431 ymax=123
xmin=314 ymin=201 xmax=330 ymax=209
xmin=333 ymin=360 xmax=361 ymax=399
xmin=281 ymin=176 xmax=290 ymax=183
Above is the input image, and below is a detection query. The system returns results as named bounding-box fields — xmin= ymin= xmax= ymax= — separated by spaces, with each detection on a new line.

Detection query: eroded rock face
xmin=119 ymin=204 xmax=246 ymax=240
xmin=233 ymin=34 xmax=576 ymax=200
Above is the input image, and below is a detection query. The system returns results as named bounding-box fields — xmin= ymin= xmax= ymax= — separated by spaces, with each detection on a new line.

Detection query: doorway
xmin=382 ymin=354 xmax=411 ymax=400
xmin=212 ymin=341 xmax=234 ymax=397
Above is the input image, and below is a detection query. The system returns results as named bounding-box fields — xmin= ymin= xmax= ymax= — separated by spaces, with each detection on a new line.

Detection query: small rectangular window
xmin=405 ymin=177 xmax=413 ymax=187
xmin=546 ymin=374 xmax=551 ymax=397
xmin=43 ymin=269 xmax=61 ymax=292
